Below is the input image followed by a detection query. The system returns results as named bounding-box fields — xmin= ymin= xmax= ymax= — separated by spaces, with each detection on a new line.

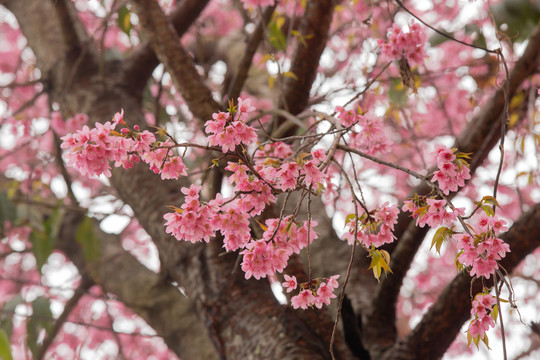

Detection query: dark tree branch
xmin=121 ymin=0 xmax=211 ymax=98
xmin=55 ymin=210 xmax=219 ymax=360
xmin=130 ymin=0 xmax=222 ymax=121
xmin=50 ymin=0 xmax=87 ymax=55
xmin=277 ymin=0 xmax=336 ymax=118
xmin=381 ymin=202 xmax=540 ymax=360
xmin=36 ymin=278 xmax=92 ymax=360
xmin=226 ymin=5 xmax=276 ymax=101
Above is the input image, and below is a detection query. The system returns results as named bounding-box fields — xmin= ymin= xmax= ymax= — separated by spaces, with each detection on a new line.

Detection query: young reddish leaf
xmin=166 ymin=205 xmax=183 ymax=213
xmin=283 ymin=71 xmax=299 ymax=80
xmin=254 ymin=219 xmax=268 ymax=231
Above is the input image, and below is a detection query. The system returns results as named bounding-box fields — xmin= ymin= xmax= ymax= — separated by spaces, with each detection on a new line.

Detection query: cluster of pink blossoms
xmin=50 ymin=112 xmax=88 ymax=136
xmin=335 ymin=106 xmax=390 ymax=155
xmin=61 ymin=110 xmax=187 ymax=180
xmin=164 ymin=183 xmax=258 ymax=252
xmin=343 ymin=202 xmax=399 ymax=248
xmin=251 ymin=143 xmax=327 ymax=192
xmin=378 ymin=22 xmax=427 ymax=67
xmin=431 ymin=145 xmax=471 ymax=195
xmin=163 ymin=183 xmax=317 ymax=280
xmin=467 ymin=293 xmax=497 ymax=342
xmin=402 ymin=198 xmax=465 ymax=228
xmin=241 ymin=216 xmax=318 ymax=280
xmin=163 ymin=185 xmax=219 ymax=243
xmin=61 ymin=111 xmax=152 ymax=177
xmin=283 ymin=274 xmax=340 ymax=309
xmin=205 ymin=98 xmax=258 ymax=153
xmin=240 ymin=0 xmax=274 ymax=10
xmin=456 ymin=214 xmax=510 ymax=279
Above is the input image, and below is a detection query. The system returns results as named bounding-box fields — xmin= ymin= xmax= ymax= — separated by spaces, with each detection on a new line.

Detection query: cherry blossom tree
xmin=0 ymin=0 xmax=539 ymax=359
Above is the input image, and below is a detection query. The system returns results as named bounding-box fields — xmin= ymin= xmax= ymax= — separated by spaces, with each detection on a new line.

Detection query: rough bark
xmin=56 ymin=211 xmax=218 ymax=360
xmin=6 ymin=1 xmax=353 ymax=358
xmin=3 ymin=1 xmax=540 ymax=359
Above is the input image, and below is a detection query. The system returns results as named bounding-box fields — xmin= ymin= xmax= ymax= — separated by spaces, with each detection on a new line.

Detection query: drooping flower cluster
xmin=335 ymin=106 xmax=391 ymax=155
xmin=241 ymin=217 xmax=318 ymax=280
xmin=343 ymin=202 xmax=399 ymax=248
xmin=287 ymin=275 xmax=340 ymax=310
xmin=467 ymin=293 xmax=497 ymax=345
xmin=205 ymin=98 xmax=258 ymax=153
xmin=163 ymin=181 xmax=318 ymax=281
xmin=456 ymin=214 xmax=510 ymax=279
xmin=60 ymin=111 xmax=151 ymax=177
xmin=163 ymin=185 xmax=218 ymax=243
xmin=402 ymin=197 xmax=465 ymax=228
xmin=378 ymin=22 xmax=428 ymax=67
xmin=431 ymin=145 xmax=471 ymax=195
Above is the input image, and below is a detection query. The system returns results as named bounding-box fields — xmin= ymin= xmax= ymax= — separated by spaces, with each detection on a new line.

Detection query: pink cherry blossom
xmin=282 ymin=274 xmax=297 ymax=293
xmin=291 ymin=289 xmax=316 ymax=310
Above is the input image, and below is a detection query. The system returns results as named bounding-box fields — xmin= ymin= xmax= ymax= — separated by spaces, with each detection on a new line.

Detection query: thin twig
xmin=36 ymin=279 xmax=92 ymax=360
xmin=337 ymin=144 xmax=427 ymax=180
xmin=394 ymin=0 xmax=498 ymax=54
xmin=226 ymin=5 xmax=276 ymax=101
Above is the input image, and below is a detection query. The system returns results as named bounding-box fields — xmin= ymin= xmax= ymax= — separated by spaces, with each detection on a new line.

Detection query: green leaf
xmin=388 ymin=78 xmax=408 ymax=107
xmin=344 ymin=213 xmax=356 ymax=228
xmin=26 ymin=297 xmax=52 ymax=358
xmin=75 ymin=217 xmax=101 ymax=263
xmin=430 ymin=227 xmax=451 ymax=255
xmin=368 ymin=249 xmax=392 ymax=282
xmin=0 ymin=329 xmax=13 ymax=360
xmin=0 ymin=192 xmax=16 ymax=236
xmin=117 ymin=6 xmax=132 ymax=36
xmin=455 ymin=251 xmax=465 ymax=272
xmin=44 ymin=208 xmax=64 ymax=242
xmin=0 ymin=295 xmax=24 ymax=339
xmin=428 ymin=31 xmax=452 ymax=47
xmin=481 ymin=204 xmax=495 ymax=217
xmin=30 ymin=230 xmax=54 ymax=272
xmin=492 ymin=0 xmax=540 ymax=43
xmin=464 ymin=24 xmax=487 ymax=49
xmin=268 ymin=16 xmax=287 ymax=51
xmin=480 ymin=195 xmax=501 ymax=208
xmin=481 ymin=334 xmax=490 ymax=349
xmin=491 ymin=304 xmax=499 ymax=321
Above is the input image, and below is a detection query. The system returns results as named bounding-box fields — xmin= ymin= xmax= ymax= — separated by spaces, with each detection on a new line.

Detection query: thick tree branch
xmin=50 ymin=0 xmax=89 ymax=56
xmin=277 ymin=0 xmax=336 ymax=119
xmin=56 ymin=210 xmax=219 ymax=360
xmin=121 ymin=0 xmax=211 ymax=97
xmin=130 ymin=0 xmax=222 ymax=121
xmin=226 ymin=5 xmax=276 ymax=101
xmin=381 ymin=202 xmax=540 ymax=360
xmin=364 ymin=21 xmax=540 ymax=354
xmin=36 ymin=278 xmax=92 ymax=360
